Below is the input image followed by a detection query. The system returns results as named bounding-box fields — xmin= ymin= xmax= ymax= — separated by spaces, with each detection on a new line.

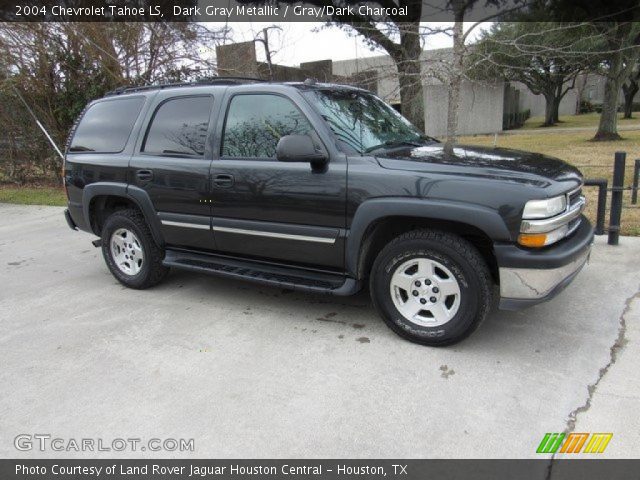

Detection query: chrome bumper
xmin=498 ymin=246 xmax=591 ymax=310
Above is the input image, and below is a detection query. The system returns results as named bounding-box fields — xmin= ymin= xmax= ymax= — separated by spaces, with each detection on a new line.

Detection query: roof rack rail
xmin=196 ymin=76 xmax=266 ymax=85
xmin=105 ymin=77 xmax=267 ymax=96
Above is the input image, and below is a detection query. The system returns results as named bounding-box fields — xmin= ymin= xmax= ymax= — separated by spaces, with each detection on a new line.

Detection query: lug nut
xmin=412 ymin=290 xmax=419 ymax=297
xmin=432 ymin=287 xmax=439 ymax=293
xmin=430 ymin=297 xmax=437 ymax=303
xmin=414 ymin=280 xmax=421 ymax=287
xmin=425 ymin=279 xmax=432 ymax=285
xmin=420 ymin=298 xmax=427 ymax=304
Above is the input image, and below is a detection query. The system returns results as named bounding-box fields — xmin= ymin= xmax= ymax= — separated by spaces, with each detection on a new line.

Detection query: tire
xmin=369 ymin=229 xmax=492 ymax=346
xmin=101 ymin=209 xmax=169 ymax=289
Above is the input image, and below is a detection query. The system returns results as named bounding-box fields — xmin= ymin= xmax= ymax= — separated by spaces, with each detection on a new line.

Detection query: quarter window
xmin=69 ymin=97 xmax=144 ymax=153
xmin=221 ymin=94 xmax=312 ymax=158
xmin=143 ymin=96 xmax=213 ymax=156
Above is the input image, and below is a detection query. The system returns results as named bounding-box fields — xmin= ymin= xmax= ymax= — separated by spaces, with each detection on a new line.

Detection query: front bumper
xmin=495 ymin=216 xmax=594 ymax=310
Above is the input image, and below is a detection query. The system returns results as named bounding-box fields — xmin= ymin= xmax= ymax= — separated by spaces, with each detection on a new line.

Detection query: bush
xmin=579 ymin=100 xmax=595 ymax=114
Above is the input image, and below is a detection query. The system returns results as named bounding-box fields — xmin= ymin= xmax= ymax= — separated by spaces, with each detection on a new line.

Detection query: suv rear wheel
xmin=101 ymin=209 xmax=169 ymax=289
xmin=369 ymin=229 xmax=492 ymax=346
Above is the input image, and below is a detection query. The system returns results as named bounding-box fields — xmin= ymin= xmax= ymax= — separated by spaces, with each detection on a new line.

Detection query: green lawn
xmin=0 ymin=186 xmax=66 ymax=206
xmin=523 ymin=112 xmax=640 ymax=129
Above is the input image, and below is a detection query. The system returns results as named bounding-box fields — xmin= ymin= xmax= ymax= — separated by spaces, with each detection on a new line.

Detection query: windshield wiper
xmin=364 ymin=139 xmax=424 ymax=153
xmin=419 ymin=134 xmax=440 ymax=143
xmin=68 ymin=145 xmax=95 ymax=152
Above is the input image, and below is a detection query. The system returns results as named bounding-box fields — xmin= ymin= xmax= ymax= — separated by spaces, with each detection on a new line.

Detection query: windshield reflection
xmin=303 ymin=89 xmax=430 ymax=154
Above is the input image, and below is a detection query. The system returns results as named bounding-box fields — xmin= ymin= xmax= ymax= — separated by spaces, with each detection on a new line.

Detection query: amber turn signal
xmin=517 ymin=233 xmax=548 ymax=248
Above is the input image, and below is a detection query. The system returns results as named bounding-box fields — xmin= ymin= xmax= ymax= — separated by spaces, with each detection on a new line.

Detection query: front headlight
xmin=522 ymin=195 xmax=567 ymax=219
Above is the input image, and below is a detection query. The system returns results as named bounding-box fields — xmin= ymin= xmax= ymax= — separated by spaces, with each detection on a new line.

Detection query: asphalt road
xmin=1 ymin=204 xmax=639 ymax=459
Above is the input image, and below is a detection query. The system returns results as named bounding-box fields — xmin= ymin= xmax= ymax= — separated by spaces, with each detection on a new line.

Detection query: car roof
xmin=103 ymin=78 xmax=368 ymax=99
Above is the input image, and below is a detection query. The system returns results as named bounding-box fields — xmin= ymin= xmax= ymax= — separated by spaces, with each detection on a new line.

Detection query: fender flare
xmin=346 ymin=198 xmax=512 ymax=277
xmin=81 ymin=183 xmax=164 ymax=246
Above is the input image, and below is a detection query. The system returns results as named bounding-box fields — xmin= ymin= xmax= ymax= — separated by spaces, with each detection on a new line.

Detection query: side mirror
xmin=276 ymin=135 xmax=328 ymax=166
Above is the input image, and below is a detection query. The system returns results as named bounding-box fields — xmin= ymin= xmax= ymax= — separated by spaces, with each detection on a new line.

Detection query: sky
xmin=206 ymin=22 xmax=491 ymax=66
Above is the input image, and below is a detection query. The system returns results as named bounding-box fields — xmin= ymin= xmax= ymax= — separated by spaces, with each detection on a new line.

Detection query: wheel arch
xmin=348 ymin=199 xmax=510 ymax=283
xmin=82 ymin=183 xmax=164 ymax=246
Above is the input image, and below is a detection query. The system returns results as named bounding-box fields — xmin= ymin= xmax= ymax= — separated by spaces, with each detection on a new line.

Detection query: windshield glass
xmin=303 ymin=89 xmax=431 ymax=154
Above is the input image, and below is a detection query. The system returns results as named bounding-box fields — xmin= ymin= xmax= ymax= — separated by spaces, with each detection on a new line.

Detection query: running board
xmin=163 ymin=249 xmax=360 ymax=296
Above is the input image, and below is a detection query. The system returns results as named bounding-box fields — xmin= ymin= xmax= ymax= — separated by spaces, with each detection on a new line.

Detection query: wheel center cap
xmin=415 ymin=277 xmax=440 ymax=302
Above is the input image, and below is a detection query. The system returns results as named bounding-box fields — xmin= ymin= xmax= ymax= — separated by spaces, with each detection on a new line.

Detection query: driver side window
xmin=221 ymin=94 xmax=313 ymax=159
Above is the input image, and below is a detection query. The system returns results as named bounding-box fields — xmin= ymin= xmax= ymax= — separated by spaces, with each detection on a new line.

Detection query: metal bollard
xmin=584 ymin=178 xmax=607 ymax=235
xmin=632 ymin=159 xmax=639 ymax=205
xmin=608 ymin=152 xmax=626 ymax=245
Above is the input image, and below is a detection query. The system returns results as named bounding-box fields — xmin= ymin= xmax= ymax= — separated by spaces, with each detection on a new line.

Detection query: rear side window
xmin=221 ymin=94 xmax=312 ymax=158
xmin=69 ymin=97 xmax=144 ymax=153
xmin=142 ymin=96 xmax=213 ymax=157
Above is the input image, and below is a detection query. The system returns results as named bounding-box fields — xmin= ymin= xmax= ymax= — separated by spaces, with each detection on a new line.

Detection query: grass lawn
xmin=0 ymin=186 xmax=66 ymax=206
xmin=522 ymin=112 xmax=640 ymax=130
xmin=459 ymin=129 xmax=640 ymax=236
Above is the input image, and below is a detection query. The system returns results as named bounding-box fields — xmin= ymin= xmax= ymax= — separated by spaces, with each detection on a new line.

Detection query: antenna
xmin=8 ymin=82 xmax=64 ymax=161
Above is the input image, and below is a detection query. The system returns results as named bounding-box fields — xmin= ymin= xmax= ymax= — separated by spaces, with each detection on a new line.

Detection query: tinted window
xmin=143 ymin=96 xmax=213 ymax=156
xmin=222 ymin=94 xmax=312 ymax=158
xmin=70 ymin=97 xmax=144 ymax=153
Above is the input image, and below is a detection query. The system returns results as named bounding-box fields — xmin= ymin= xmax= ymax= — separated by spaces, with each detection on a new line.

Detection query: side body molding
xmin=345 ymin=198 xmax=512 ymax=278
xmin=81 ymin=182 xmax=165 ymax=246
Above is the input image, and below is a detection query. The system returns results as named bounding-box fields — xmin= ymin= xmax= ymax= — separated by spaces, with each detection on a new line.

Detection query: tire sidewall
xmin=372 ymin=238 xmax=483 ymax=345
xmin=101 ymin=213 xmax=155 ymax=288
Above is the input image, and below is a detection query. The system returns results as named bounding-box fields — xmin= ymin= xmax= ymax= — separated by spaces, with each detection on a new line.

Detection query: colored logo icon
xmin=537 ymin=433 xmax=613 ymax=454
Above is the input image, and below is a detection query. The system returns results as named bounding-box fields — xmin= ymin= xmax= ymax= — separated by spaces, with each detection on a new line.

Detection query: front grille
xmin=569 ymin=187 xmax=583 ymax=208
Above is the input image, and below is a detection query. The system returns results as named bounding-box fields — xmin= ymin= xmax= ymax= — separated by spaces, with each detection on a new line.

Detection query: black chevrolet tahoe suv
xmin=63 ymin=78 xmax=593 ymax=346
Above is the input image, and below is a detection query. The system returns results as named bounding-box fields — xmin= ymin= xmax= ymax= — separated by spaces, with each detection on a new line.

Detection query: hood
xmin=375 ymin=143 xmax=582 ymax=186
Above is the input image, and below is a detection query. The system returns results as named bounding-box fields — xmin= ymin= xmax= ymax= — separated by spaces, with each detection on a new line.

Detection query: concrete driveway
xmin=1 ymin=203 xmax=639 ymax=459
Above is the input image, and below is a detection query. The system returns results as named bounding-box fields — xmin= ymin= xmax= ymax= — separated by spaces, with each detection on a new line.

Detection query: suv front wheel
xmin=101 ymin=209 xmax=169 ymax=289
xmin=370 ymin=229 xmax=492 ymax=346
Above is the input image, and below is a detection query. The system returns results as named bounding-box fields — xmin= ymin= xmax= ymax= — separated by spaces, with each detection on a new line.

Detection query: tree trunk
xmin=542 ymin=92 xmax=556 ymax=127
xmin=594 ymin=50 xmax=624 ymax=141
xmin=396 ymin=25 xmax=424 ymax=132
xmin=622 ymin=78 xmax=638 ymax=119
xmin=396 ymin=57 xmax=424 ymax=132
xmin=552 ymin=96 xmax=561 ymax=124
xmin=575 ymin=74 xmax=588 ymax=115
xmin=445 ymin=18 xmax=465 ymax=153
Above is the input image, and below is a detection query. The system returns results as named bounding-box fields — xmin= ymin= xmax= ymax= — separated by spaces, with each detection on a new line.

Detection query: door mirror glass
xmin=276 ymin=134 xmax=328 ymax=165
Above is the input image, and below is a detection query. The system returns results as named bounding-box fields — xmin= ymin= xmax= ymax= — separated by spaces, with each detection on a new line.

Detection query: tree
xmin=0 ymin=23 xmax=228 ymax=183
xmin=622 ymin=69 xmax=639 ymax=119
xmin=323 ymin=0 xmax=513 ymax=147
xmin=590 ymin=22 xmax=640 ymax=140
xmin=321 ymin=1 xmax=428 ymax=131
xmin=471 ymin=22 xmax=594 ymax=127
xmin=545 ymin=0 xmax=640 ymax=140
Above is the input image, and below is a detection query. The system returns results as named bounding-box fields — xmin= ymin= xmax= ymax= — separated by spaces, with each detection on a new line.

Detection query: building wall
xmin=512 ymin=74 xmax=622 ymax=118
xmin=424 ymin=81 xmax=505 ymax=136
xmin=513 ymin=82 xmax=579 ymax=118
xmin=332 ymin=55 xmax=399 ymax=103
xmin=334 ymin=52 xmax=506 ymax=136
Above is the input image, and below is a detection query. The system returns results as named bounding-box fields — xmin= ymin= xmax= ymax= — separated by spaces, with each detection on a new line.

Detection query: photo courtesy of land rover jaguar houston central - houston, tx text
xmin=62 ymin=77 xmax=593 ymax=346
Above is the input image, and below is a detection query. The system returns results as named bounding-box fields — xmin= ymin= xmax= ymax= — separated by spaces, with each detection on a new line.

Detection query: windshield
xmin=303 ymin=89 xmax=431 ymax=154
